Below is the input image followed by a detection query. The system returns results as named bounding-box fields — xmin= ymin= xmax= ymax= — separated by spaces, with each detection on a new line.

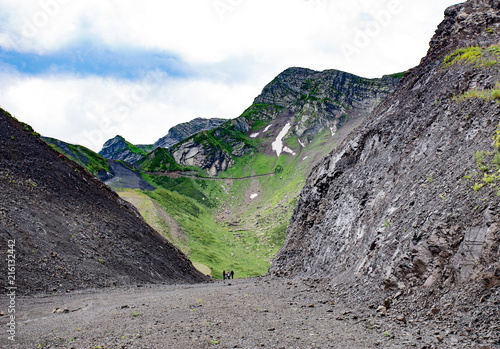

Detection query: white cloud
xmin=0 ymin=0 xmax=460 ymax=151
xmin=0 ymin=70 xmax=256 ymax=151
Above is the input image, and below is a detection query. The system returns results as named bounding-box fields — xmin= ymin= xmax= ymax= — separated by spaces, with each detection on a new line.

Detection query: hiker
xmin=223 ymin=270 xmax=226 ymax=280
xmin=230 ymin=270 xmax=234 ymax=279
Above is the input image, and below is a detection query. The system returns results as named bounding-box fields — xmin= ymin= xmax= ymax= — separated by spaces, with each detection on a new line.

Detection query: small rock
xmin=376 ymin=306 xmax=387 ymax=313
xmin=384 ymin=297 xmax=392 ymax=308
xmin=430 ymin=307 xmax=440 ymax=315
xmin=308 ymin=304 xmax=315 ymax=308
xmin=436 ymin=335 xmax=444 ymax=342
xmin=268 ymin=328 xmax=275 ymax=331
xmin=396 ymin=315 xmax=407 ymax=323
xmin=121 ymin=305 xmax=129 ymax=309
xmin=0 ymin=311 xmax=4 ymax=316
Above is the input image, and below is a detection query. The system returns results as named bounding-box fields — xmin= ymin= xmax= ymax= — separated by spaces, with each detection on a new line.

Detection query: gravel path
xmin=2 ymin=277 xmax=493 ymax=348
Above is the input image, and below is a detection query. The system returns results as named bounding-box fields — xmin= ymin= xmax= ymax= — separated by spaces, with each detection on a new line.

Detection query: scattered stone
xmin=383 ymin=297 xmax=392 ymax=309
xmin=396 ymin=315 xmax=407 ymax=324
xmin=376 ymin=306 xmax=387 ymax=313
xmin=429 ymin=308 xmax=440 ymax=316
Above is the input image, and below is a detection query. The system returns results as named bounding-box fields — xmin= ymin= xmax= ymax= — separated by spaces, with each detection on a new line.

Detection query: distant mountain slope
xmin=127 ymin=68 xmax=401 ymax=277
xmin=270 ymin=1 xmax=500 ymax=333
xmin=0 ymin=109 xmax=205 ymax=295
xmin=166 ymin=68 xmax=400 ymax=175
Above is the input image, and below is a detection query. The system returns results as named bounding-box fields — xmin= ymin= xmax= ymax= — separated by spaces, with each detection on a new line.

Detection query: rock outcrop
xmin=154 ymin=117 xmax=227 ymax=149
xmin=272 ymin=0 xmax=500 ymax=298
xmin=0 ymin=110 xmax=205 ymax=295
xmin=99 ymin=135 xmax=146 ymax=165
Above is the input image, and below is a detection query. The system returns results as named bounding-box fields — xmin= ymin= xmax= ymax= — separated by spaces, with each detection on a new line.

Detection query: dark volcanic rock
xmin=271 ymin=0 xmax=500 ymax=307
xmin=0 ymin=110 xmax=205 ymax=295
xmin=154 ymin=117 xmax=227 ymax=149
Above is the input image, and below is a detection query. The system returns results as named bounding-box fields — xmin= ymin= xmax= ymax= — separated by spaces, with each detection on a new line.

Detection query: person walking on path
xmin=223 ymin=270 xmax=226 ymax=280
xmin=230 ymin=270 xmax=234 ymax=279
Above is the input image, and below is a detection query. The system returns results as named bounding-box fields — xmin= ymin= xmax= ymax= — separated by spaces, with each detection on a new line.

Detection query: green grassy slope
xmin=42 ymin=137 xmax=110 ymax=176
xmin=128 ymin=117 xmax=363 ymax=279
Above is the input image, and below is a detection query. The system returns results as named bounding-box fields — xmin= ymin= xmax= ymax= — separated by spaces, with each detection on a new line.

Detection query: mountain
xmin=0 ymin=109 xmax=205 ymax=295
xmin=154 ymin=117 xmax=227 ymax=149
xmin=271 ymin=0 xmax=500 ymax=339
xmin=97 ymin=118 xmax=227 ymax=165
xmin=35 ymin=68 xmax=401 ymax=279
xmin=123 ymin=68 xmax=401 ymax=278
xmin=99 ymin=135 xmax=149 ymax=165
xmin=167 ymin=68 xmax=400 ymax=176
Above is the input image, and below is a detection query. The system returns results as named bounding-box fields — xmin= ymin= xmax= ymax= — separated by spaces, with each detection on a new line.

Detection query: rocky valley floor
xmin=1 ymin=277 xmax=498 ymax=349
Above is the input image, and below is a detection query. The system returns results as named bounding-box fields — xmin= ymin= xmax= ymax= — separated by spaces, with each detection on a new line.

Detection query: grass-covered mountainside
xmin=47 ymin=68 xmax=401 ymax=278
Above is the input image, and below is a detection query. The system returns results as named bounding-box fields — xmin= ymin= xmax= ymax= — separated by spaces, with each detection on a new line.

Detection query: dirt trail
xmin=2 ymin=277 xmax=482 ymax=349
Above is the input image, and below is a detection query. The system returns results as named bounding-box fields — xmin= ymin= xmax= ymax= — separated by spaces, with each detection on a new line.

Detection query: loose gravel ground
xmin=2 ymin=277 xmax=497 ymax=349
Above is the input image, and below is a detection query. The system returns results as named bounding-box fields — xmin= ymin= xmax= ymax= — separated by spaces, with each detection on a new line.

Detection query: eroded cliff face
xmin=271 ymin=0 xmax=500 ymax=293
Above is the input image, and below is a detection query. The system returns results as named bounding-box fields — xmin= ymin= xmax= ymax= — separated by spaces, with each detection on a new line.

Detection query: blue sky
xmin=0 ymin=0 xmax=459 ymax=151
xmin=0 ymin=45 xmax=188 ymax=79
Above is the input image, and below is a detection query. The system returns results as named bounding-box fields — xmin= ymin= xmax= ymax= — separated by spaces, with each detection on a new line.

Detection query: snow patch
xmin=298 ymin=139 xmax=306 ymax=148
xmin=263 ymin=125 xmax=272 ymax=133
xmin=330 ymin=127 xmax=336 ymax=137
xmin=271 ymin=123 xmax=292 ymax=157
xmin=283 ymin=147 xmax=296 ymax=156
xmin=302 ymin=156 xmax=309 ymax=161
xmin=250 ymin=193 xmax=258 ymax=200
xmin=250 ymin=133 xmax=260 ymax=138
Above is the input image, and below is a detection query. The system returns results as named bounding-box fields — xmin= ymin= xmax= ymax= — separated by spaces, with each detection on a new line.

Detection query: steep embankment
xmin=271 ymin=0 xmax=499 ymax=341
xmin=0 ymin=110 xmax=205 ymax=295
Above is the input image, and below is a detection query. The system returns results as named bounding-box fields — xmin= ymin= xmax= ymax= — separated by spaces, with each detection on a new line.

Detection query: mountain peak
xmin=154 ymin=117 xmax=227 ymax=149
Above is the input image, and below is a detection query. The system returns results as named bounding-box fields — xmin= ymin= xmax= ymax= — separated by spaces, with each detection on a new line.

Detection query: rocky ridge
xmin=271 ymin=0 xmax=500 ymax=345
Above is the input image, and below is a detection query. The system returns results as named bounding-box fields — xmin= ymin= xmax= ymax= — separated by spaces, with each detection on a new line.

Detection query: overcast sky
xmin=0 ymin=0 xmax=460 ymax=151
